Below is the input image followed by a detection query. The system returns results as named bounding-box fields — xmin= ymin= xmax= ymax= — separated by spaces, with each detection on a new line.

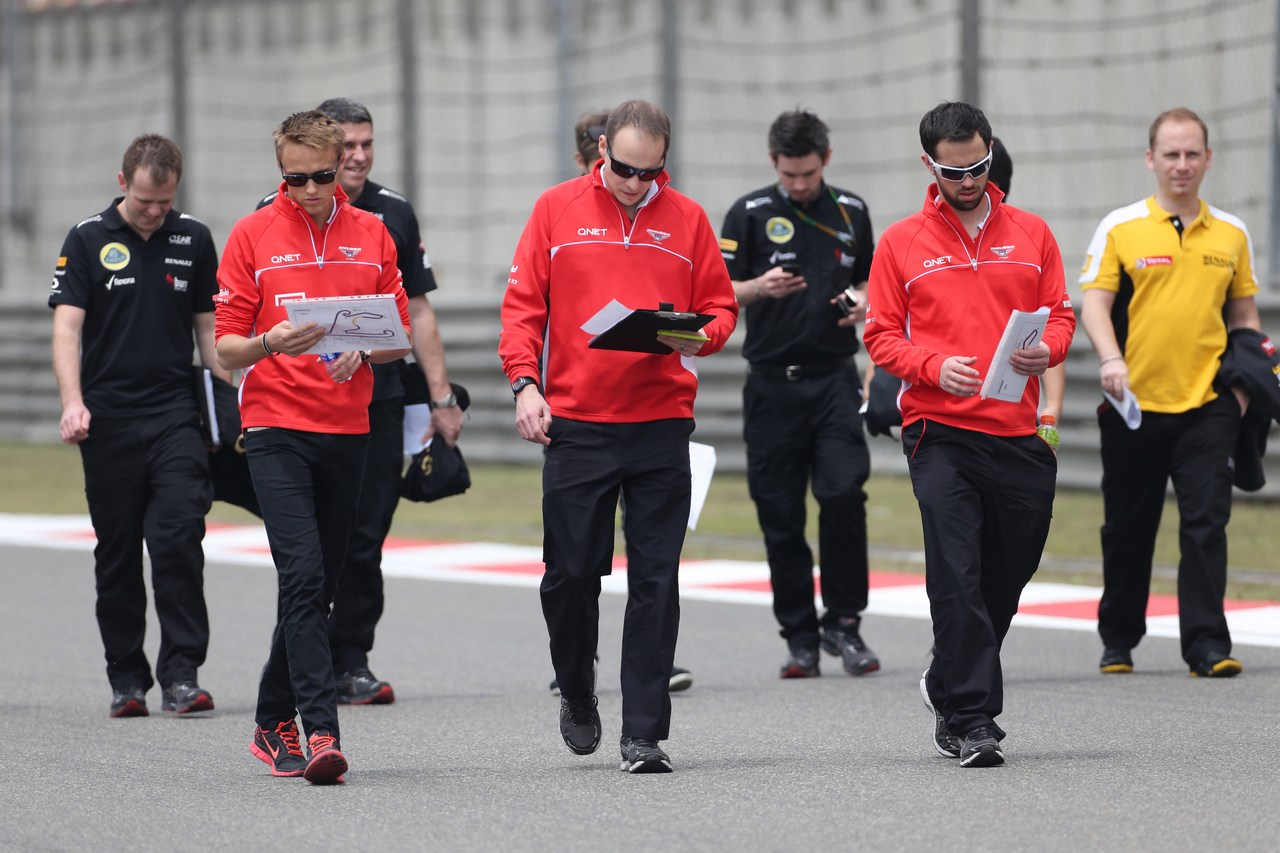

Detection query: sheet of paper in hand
xmin=283 ymin=293 xmax=410 ymax=354
xmin=979 ymin=307 xmax=1049 ymax=403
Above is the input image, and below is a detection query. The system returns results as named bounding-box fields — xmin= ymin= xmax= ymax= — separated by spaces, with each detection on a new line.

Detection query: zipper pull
xmin=970 ymin=258 xmax=977 ymax=271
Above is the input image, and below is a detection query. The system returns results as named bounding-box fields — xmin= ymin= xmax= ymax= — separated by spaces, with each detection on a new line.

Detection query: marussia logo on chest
xmin=991 ymin=245 xmax=1015 ymax=258
xmin=646 ymin=229 xmax=671 ymax=243
xmin=339 ymin=246 xmax=362 ymax=259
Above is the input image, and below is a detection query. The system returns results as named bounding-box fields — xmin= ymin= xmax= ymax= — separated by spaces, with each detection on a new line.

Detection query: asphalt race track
xmin=2 ymin=525 xmax=1278 ymax=852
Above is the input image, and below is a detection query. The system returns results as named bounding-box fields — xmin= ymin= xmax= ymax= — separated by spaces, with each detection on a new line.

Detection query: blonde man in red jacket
xmin=216 ymin=110 xmax=411 ymax=784
xmin=864 ymin=101 xmax=1074 ymax=768
xmin=500 ymin=100 xmax=737 ymax=774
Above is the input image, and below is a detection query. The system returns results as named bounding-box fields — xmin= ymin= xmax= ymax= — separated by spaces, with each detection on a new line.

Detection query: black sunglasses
xmin=279 ymin=167 xmax=339 ymax=188
xmin=579 ymin=124 xmax=606 ymax=142
xmin=606 ymin=145 xmax=664 ymax=182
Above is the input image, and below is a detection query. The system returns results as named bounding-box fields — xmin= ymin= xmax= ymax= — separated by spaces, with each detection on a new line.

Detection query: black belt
xmin=750 ymin=357 xmax=854 ymax=381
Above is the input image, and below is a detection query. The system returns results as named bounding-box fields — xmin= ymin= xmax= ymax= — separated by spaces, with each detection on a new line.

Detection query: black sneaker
xmin=109 ymin=686 xmax=148 ymax=718
xmin=919 ymin=672 xmax=961 ymax=758
xmin=250 ymin=720 xmax=306 ymax=777
xmin=959 ymin=725 xmax=1005 ymax=768
xmin=160 ymin=681 xmax=214 ymax=714
xmin=336 ymin=668 xmax=395 ymax=705
xmin=1190 ymin=651 xmax=1243 ymax=678
xmin=821 ymin=616 xmax=881 ymax=675
xmin=619 ymin=736 xmax=672 ymax=773
xmin=304 ymin=730 xmax=347 ymax=785
xmin=668 ymin=667 xmax=694 ymax=692
xmin=559 ymin=695 xmax=602 ymax=755
xmin=1099 ymin=647 xmax=1134 ymax=674
xmin=780 ymin=646 xmax=820 ymax=679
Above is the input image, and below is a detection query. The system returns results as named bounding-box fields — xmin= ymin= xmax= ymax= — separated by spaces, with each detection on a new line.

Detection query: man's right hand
xmin=1099 ymin=357 xmax=1128 ymax=399
xmin=939 ymin=355 xmax=981 ymax=397
xmin=60 ymin=401 xmax=91 ymax=444
xmin=514 ymin=387 xmax=552 ymax=445
xmin=265 ymin=321 xmax=326 ymax=357
xmin=756 ymin=266 xmax=807 ymax=300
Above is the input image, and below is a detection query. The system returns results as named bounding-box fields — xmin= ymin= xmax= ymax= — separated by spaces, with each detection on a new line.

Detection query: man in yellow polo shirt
xmin=1079 ymin=107 xmax=1259 ymax=678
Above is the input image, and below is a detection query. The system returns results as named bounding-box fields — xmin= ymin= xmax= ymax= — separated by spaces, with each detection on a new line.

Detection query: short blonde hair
xmin=1148 ymin=107 xmax=1209 ymax=150
xmin=272 ymin=110 xmax=345 ymax=163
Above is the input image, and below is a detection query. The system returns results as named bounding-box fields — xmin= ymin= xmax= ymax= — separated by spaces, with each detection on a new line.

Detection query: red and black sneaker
xmin=109 ymin=686 xmax=148 ymax=718
xmin=304 ymin=731 xmax=348 ymax=785
xmin=336 ymin=668 xmax=395 ymax=706
xmin=161 ymin=681 xmax=215 ymax=714
xmin=251 ymin=720 xmax=307 ymax=777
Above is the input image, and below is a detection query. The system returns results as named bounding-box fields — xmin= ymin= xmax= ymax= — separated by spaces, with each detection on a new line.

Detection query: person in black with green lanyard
xmin=719 ymin=109 xmax=879 ymax=679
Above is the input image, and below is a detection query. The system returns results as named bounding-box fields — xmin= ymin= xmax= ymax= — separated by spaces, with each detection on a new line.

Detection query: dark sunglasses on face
xmin=927 ymin=149 xmax=993 ymax=183
xmin=280 ymin=167 xmax=339 ymax=187
xmin=606 ymin=145 xmax=664 ymax=182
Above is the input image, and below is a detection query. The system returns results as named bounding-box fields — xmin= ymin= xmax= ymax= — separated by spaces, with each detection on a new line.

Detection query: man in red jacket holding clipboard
xmin=500 ymin=100 xmax=737 ymax=774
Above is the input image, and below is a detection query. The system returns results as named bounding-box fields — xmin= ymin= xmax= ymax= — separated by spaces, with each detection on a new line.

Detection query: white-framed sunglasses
xmin=927 ymin=149 xmax=993 ymax=183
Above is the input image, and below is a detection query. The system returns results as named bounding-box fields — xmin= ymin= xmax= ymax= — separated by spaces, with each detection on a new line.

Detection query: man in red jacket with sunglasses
xmin=501 ymin=99 xmax=736 ymax=774
xmin=865 ymin=101 xmax=1074 ymax=769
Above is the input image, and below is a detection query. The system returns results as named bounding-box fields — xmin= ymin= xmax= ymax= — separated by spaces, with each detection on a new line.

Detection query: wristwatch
xmin=359 ymin=350 xmax=372 ymax=363
xmin=429 ymin=392 xmax=458 ymax=410
xmin=511 ymin=376 xmax=539 ymax=400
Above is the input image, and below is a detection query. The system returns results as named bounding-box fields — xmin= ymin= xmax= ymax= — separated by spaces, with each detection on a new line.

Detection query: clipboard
xmin=283 ymin=293 xmax=410 ymax=354
xmin=587 ymin=303 xmax=714 ymax=354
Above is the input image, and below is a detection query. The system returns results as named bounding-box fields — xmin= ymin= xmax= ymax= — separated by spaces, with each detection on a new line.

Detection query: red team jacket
xmin=864 ymin=183 xmax=1075 ymax=436
xmin=215 ymin=183 xmax=411 ymax=434
xmin=500 ymin=168 xmax=738 ymax=423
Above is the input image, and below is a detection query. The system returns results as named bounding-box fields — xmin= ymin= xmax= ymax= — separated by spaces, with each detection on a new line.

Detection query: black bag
xmin=193 ymin=367 xmax=262 ymax=517
xmin=863 ymin=366 xmax=903 ymax=438
xmin=401 ymin=439 xmax=471 ymax=502
xmin=400 ymin=377 xmax=472 ymax=502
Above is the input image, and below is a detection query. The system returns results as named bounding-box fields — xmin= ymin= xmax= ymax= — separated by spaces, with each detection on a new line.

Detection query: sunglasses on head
xmin=606 ymin=145 xmax=664 ymax=182
xmin=279 ymin=167 xmax=339 ymax=188
xmin=579 ymin=124 xmax=606 ymax=142
xmin=927 ymin=149 xmax=993 ymax=183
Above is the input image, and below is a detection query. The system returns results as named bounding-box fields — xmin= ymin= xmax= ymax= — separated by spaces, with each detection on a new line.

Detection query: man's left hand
xmin=1009 ymin=341 xmax=1051 ymax=376
xmin=658 ymin=335 xmax=706 ymax=357
xmin=423 ymin=403 xmax=465 ymax=447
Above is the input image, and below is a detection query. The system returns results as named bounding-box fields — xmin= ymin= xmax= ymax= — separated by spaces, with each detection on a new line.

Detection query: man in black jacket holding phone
xmin=719 ymin=109 xmax=879 ymax=679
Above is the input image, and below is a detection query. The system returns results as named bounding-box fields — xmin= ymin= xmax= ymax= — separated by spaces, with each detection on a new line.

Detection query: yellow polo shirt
xmin=1079 ymin=196 xmax=1258 ymax=413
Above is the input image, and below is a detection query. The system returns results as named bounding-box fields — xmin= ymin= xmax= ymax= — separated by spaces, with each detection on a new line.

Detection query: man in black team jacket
xmin=257 ymin=98 xmax=464 ymax=704
xmin=50 ymin=134 xmax=225 ymax=718
xmin=719 ymin=110 xmax=879 ymax=680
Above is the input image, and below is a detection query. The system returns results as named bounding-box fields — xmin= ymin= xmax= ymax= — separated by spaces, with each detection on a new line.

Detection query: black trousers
xmin=903 ymin=420 xmax=1057 ymax=739
xmin=79 ymin=408 xmax=212 ymax=692
xmin=743 ymin=365 xmax=870 ymax=648
xmin=329 ymin=398 xmax=403 ymax=675
xmin=245 ymin=427 xmax=367 ymax=739
xmin=541 ymin=418 xmax=693 ymax=742
xmin=1097 ymin=393 xmax=1239 ymax=664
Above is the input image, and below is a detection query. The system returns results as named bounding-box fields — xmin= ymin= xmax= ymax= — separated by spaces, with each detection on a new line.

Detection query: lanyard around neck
xmin=779 ymin=185 xmax=855 ymax=250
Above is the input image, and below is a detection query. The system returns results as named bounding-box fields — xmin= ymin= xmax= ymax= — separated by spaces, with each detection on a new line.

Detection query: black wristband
xmin=262 ymin=333 xmax=277 ymax=357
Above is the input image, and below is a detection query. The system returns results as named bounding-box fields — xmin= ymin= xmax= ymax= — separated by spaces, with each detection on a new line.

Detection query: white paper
xmin=980 ymin=307 xmax=1050 ymax=403
xmin=403 ymin=403 xmax=433 ymax=454
xmin=687 ymin=441 xmax=716 ymax=531
xmin=283 ymin=293 xmax=410 ymax=354
xmin=1103 ymin=388 xmax=1142 ymax=430
xmin=580 ymin=299 xmax=633 ymax=335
